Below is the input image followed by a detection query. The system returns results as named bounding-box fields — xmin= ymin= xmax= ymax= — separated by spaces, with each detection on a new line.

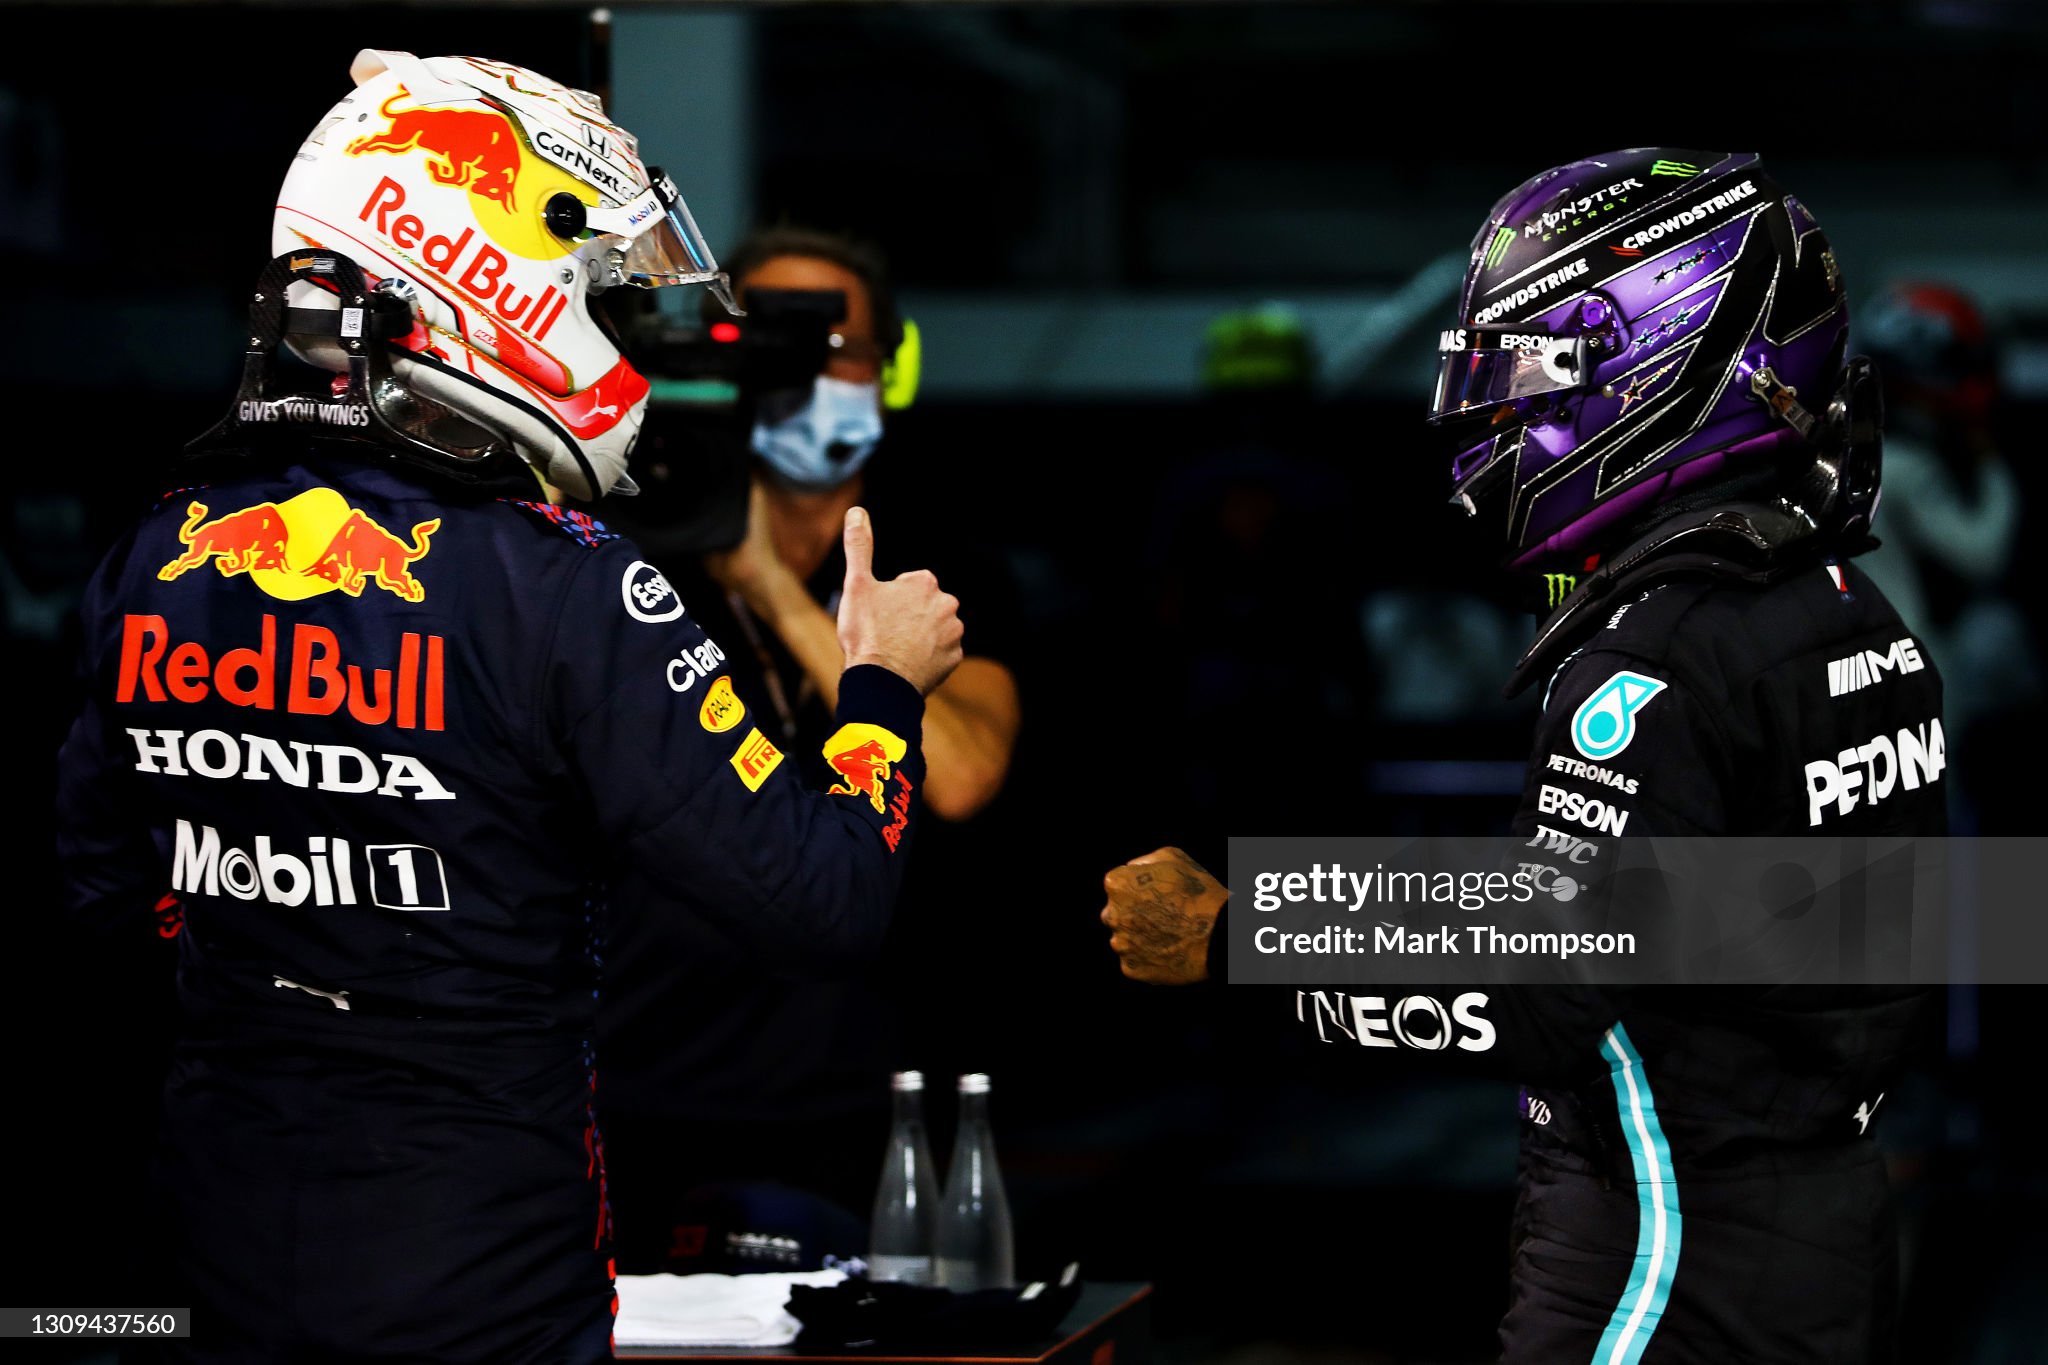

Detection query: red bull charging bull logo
xmin=344 ymin=86 xmax=589 ymax=269
xmin=349 ymin=88 xmax=524 ymax=210
xmin=159 ymin=489 xmax=438 ymax=604
xmin=823 ymin=723 xmax=910 ymax=815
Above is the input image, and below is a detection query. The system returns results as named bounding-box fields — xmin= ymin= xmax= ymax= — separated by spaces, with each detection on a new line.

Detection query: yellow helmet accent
xmin=881 ymin=317 xmax=921 ymax=411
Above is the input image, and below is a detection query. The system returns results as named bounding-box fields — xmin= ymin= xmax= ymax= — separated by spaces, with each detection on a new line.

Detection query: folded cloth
xmin=789 ymin=1264 xmax=1083 ymax=1353
xmin=615 ymin=1269 xmax=848 ymax=1348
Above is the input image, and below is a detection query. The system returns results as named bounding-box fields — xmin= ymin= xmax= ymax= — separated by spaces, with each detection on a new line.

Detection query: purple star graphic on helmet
xmin=1617 ymin=360 xmax=1679 ymax=410
xmin=1632 ymin=307 xmax=1697 ymax=353
xmin=1654 ymin=249 xmax=1711 ymax=285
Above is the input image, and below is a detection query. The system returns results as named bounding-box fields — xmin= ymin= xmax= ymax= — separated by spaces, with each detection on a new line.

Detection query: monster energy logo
xmin=1519 ymin=177 xmax=1643 ymax=240
xmin=1545 ymin=573 xmax=1578 ymax=607
xmin=1650 ymin=159 xmax=1700 ymax=177
xmin=1484 ymin=227 xmax=1515 ymax=269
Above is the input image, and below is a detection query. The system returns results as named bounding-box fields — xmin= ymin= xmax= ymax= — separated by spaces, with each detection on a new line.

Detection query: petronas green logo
xmin=1484 ymin=227 xmax=1515 ymax=269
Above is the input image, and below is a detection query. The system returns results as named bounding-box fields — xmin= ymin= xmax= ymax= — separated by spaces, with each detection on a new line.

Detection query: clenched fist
xmin=1101 ymin=847 xmax=1229 ymax=984
xmin=836 ymin=506 xmax=964 ymax=696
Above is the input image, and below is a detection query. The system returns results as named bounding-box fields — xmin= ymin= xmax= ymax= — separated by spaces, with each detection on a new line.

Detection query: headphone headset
xmin=880 ymin=317 xmax=921 ymax=411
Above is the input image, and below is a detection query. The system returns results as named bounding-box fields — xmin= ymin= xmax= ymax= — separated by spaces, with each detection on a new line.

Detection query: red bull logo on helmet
xmin=159 ymin=488 xmax=437 ymax=604
xmin=356 ymin=176 xmax=573 ymax=338
xmin=349 ymin=88 xmax=524 ymax=209
xmin=822 ymin=723 xmax=910 ymax=815
xmin=346 ymin=85 xmax=592 ymax=269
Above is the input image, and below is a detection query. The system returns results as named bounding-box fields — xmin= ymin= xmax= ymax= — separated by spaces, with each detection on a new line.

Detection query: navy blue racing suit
xmin=56 ymin=447 xmax=927 ymax=1362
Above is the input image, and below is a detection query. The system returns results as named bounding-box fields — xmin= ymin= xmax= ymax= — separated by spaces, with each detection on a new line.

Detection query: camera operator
xmin=598 ymin=226 xmax=1023 ymax=1270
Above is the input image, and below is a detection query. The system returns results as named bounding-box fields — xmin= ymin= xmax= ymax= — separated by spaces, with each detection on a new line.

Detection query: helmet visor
xmin=582 ymin=168 xmax=739 ymax=315
xmin=1429 ymin=328 xmax=1589 ymax=423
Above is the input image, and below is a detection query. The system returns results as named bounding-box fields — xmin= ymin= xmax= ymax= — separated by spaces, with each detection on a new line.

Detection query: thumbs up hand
xmin=837 ymin=507 xmax=964 ymax=696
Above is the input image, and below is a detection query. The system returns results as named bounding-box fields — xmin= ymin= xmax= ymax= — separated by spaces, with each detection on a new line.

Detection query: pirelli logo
xmin=730 ymin=728 xmax=785 ymax=792
xmin=1828 ymin=638 xmax=1925 ymax=697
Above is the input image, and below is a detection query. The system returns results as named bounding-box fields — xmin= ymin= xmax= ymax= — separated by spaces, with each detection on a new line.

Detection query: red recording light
xmin=711 ymin=322 xmax=741 ymax=343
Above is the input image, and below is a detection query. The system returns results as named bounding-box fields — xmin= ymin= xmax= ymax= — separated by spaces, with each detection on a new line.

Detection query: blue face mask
xmin=750 ymin=376 xmax=883 ymax=490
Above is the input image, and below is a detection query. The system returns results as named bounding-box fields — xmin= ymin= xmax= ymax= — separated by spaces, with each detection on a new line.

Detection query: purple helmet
xmin=1430 ymin=149 xmax=1851 ymax=569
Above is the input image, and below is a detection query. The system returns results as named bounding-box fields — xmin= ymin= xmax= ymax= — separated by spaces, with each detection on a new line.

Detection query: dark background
xmin=6 ymin=3 xmax=2046 ymax=1361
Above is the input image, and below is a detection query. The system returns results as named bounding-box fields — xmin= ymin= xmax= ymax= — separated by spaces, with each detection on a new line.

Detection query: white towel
xmin=613 ymin=1269 xmax=847 ymax=1348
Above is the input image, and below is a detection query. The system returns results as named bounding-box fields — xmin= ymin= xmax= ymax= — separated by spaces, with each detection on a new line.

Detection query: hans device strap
xmin=183 ymin=249 xmax=533 ymax=494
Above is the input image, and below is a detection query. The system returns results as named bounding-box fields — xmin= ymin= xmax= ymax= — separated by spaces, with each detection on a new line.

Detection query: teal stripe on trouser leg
xmin=1592 ymin=1023 xmax=1682 ymax=1365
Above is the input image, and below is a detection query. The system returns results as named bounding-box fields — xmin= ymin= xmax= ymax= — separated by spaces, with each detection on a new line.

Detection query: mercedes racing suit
xmin=1288 ymin=537 xmax=1943 ymax=1363
xmin=56 ymin=449 xmax=927 ymax=1363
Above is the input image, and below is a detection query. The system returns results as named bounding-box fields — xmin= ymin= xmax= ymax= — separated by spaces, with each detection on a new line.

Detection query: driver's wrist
xmin=1204 ymin=897 xmax=1230 ymax=984
xmin=843 ymin=648 xmax=903 ymax=679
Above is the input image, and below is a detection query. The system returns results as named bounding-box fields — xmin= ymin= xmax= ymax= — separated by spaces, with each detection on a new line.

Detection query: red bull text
xmin=881 ymin=771 xmax=912 ymax=852
xmin=117 ymin=614 xmax=447 ymax=733
xmin=357 ymin=176 xmax=571 ymax=339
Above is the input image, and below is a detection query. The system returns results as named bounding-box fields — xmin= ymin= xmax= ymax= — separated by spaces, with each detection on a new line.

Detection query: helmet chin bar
xmin=1504 ymin=368 xmax=1881 ymax=697
xmin=1479 ymin=353 xmax=1881 ymax=577
xmin=184 ymin=250 xmax=534 ymax=493
xmin=1449 ymin=438 xmax=1515 ymax=518
xmin=1749 ymin=355 xmax=1884 ymax=546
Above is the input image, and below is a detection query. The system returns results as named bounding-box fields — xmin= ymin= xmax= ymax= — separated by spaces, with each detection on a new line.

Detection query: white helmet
xmin=274 ymin=49 xmax=736 ymax=500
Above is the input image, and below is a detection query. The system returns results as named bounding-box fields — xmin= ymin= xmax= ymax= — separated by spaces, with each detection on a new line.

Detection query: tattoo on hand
xmin=1119 ymin=854 xmax=1217 ymax=982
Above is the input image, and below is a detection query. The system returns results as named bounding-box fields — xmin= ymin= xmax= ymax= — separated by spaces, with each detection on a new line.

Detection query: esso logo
xmin=621 ymin=560 xmax=684 ymax=623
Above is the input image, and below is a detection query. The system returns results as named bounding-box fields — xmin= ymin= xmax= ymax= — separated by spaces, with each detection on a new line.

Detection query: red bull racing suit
xmin=57 ymin=448 xmax=927 ymax=1363
xmin=1265 ymin=537 xmax=1943 ymax=1363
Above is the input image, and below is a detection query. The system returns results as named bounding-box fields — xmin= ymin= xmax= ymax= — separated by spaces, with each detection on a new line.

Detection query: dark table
xmin=614 ymin=1280 xmax=1152 ymax=1363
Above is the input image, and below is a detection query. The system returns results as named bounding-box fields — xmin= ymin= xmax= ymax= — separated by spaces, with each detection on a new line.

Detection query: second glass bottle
xmin=933 ymin=1071 xmax=1015 ymax=1290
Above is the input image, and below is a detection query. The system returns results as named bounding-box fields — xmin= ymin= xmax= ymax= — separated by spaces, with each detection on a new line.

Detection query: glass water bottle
xmin=868 ymin=1070 xmax=939 ymax=1283
xmin=933 ymin=1072 xmax=1015 ymax=1290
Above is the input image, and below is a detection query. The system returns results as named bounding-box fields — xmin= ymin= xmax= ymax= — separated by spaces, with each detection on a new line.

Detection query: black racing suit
xmin=1275 ymin=525 xmax=1944 ymax=1364
xmin=56 ymin=449 xmax=927 ymax=1363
